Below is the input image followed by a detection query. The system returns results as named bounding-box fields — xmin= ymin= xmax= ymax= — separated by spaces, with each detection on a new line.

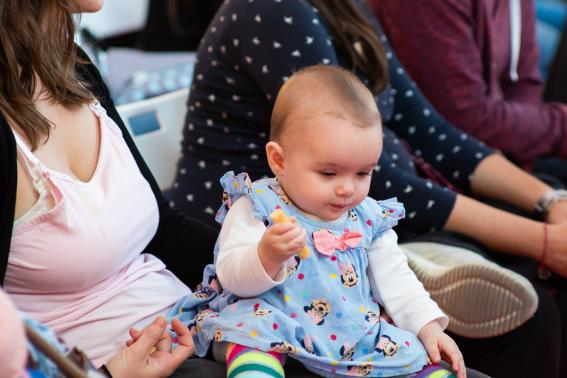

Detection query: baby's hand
xmin=417 ymin=320 xmax=466 ymax=378
xmin=258 ymin=217 xmax=307 ymax=278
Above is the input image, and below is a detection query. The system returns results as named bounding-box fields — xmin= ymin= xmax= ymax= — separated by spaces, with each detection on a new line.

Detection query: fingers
xmin=268 ymin=222 xmax=296 ymax=235
xmin=170 ymin=318 xmax=195 ymax=361
xmin=447 ymin=350 xmax=465 ymax=378
xmin=170 ymin=317 xmax=189 ymax=337
xmin=171 ymin=318 xmax=194 ymax=349
xmin=458 ymin=365 xmax=467 ymax=378
xmin=129 ymin=327 xmax=140 ymax=338
xmin=454 ymin=352 xmax=466 ymax=378
xmin=451 ymin=355 xmax=466 ymax=378
xmin=268 ymin=223 xmax=307 ymax=253
xmin=286 ymin=227 xmax=307 ymax=252
xmin=424 ymin=341 xmax=441 ymax=363
xmin=278 ymin=223 xmax=306 ymax=245
xmin=154 ymin=329 xmax=172 ymax=353
xmin=134 ymin=316 xmax=168 ymax=356
xmin=438 ymin=337 xmax=465 ymax=378
xmin=126 ymin=327 xmax=141 ymax=346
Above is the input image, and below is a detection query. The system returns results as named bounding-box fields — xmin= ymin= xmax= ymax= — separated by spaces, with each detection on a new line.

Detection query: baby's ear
xmin=266 ymin=141 xmax=285 ymax=176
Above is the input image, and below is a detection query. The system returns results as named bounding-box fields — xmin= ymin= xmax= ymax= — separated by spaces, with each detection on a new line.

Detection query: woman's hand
xmin=417 ymin=320 xmax=466 ymax=378
xmin=105 ymin=317 xmax=194 ymax=378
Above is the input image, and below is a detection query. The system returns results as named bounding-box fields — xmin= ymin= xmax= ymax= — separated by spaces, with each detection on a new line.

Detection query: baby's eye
xmin=320 ymin=171 xmax=335 ymax=177
xmin=357 ymin=171 xmax=372 ymax=177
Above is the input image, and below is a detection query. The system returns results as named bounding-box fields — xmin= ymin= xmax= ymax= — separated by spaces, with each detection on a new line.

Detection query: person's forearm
xmin=470 ymin=153 xmax=551 ymax=213
xmin=445 ymin=194 xmax=543 ymax=259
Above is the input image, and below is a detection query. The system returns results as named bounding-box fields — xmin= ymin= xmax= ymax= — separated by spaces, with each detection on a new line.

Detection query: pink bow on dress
xmin=312 ymin=229 xmax=363 ymax=256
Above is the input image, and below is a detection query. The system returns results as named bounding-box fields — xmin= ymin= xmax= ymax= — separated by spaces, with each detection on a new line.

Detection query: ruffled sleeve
xmin=214 ymin=171 xmax=253 ymax=224
xmin=373 ymin=198 xmax=405 ymax=238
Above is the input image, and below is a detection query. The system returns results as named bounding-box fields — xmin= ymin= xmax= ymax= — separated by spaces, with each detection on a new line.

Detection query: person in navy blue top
xmin=170 ymin=1 xmax=492 ymax=233
xmin=169 ymin=1 xmax=567 ymax=376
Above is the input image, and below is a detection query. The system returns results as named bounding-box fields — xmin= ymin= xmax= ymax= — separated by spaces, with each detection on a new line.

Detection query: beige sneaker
xmin=400 ymin=242 xmax=538 ymax=338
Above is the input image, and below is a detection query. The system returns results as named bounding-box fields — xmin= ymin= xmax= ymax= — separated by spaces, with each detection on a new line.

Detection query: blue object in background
xmin=537 ymin=0 xmax=567 ymax=29
xmin=115 ymin=61 xmax=194 ymax=105
xmin=536 ymin=0 xmax=567 ymax=79
xmin=128 ymin=111 xmax=161 ymax=136
xmin=27 ymin=368 xmax=47 ymax=378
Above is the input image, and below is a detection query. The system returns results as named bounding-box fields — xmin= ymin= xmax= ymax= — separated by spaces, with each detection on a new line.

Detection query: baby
xmin=169 ymin=65 xmax=465 ymax=377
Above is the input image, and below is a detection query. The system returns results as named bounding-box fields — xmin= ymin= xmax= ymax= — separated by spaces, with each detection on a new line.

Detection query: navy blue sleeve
xmin=385 ymin=49 xmax=494 ymax=191
xmin=369 ymin=133 xmax=457 ymax=232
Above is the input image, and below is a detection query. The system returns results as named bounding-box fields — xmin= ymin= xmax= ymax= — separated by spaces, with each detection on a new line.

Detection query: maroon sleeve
xmin=373 ymin=0 xmax=567 ymax=167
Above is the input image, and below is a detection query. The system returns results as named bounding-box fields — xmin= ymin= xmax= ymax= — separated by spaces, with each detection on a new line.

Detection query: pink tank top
xmin=6 ymin=102 xmax=190 ymax=367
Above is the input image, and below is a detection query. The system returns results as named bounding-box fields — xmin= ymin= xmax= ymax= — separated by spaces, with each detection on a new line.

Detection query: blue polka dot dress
xmin=169 ymin=172 xmax=430 ymax=377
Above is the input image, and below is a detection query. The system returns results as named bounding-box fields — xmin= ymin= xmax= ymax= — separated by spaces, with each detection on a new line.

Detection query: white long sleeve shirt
xmin=216 ymin=197 xmax=448 ymax=335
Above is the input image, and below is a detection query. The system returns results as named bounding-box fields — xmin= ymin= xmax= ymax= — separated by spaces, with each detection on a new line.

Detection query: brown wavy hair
xmin=310 ymin=0 xmax=389 ymax=94
xmin=0 ymin=0 xmax=93 ymax=150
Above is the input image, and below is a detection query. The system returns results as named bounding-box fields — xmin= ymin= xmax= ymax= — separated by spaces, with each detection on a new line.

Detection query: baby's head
xmin=267 ymin=65 xmax=382 ymax=221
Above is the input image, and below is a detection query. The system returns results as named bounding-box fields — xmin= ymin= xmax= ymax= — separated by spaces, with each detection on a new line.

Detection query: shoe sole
xmin=404 ymin=250 xmax=538 ymax=339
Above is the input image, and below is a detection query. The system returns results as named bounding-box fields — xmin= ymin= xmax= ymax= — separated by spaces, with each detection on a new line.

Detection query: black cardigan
xmin=0 ymin=50 xmax=218 ymax=288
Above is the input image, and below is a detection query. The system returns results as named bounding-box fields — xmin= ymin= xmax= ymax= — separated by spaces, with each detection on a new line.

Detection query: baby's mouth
xmin=330 ymin=203 xmax=349 ymax=210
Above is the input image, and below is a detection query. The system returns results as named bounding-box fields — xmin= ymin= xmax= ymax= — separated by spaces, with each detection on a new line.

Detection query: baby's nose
xmin=336 ymin=181 xmax=354 ymax=197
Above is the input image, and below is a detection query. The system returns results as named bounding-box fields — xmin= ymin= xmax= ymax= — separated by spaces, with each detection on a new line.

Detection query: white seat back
xmin=117 ymin=88 xmax=189 ymax=190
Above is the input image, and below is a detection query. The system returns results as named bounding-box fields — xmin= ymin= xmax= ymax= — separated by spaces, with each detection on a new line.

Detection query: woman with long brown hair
xmin=0 ymin=0 xmax=216 ymax=376
xmin=169 ymin=0 xmax=566 ymax=376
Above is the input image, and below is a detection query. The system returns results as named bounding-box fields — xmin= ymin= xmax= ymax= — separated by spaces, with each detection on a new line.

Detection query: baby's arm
xmin=366 ymin=229 xmax=447 ymax=334
xmin=216 ymin=197 xmax=287 ymax=297
xmin=367 ymin=230 xmax=465 ymax=377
